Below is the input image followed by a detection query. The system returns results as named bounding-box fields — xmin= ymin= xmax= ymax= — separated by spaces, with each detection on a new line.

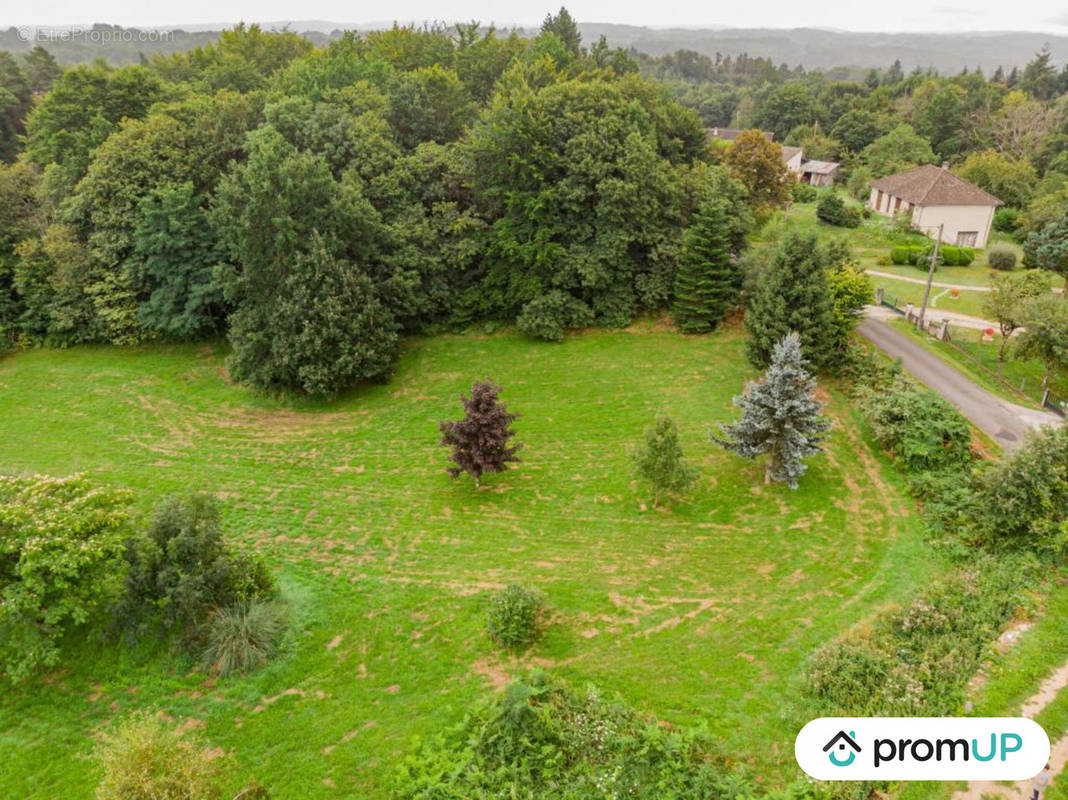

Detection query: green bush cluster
xmin=803 ymin=556 xmax=1033 ymax=717
xmin=993 ymin=206 xmax=1020 ymax=233
xmin=790 ymin=181 xmax=818 ymax=203
xmin=889 ymin=244 xmax=924 ymax=265
xmin=987 ymin=245 xmax=1018 ymax=270
xmin=486 ymin=584 xmax=545 ymax=650
xmin=859 ymin=377 xmax=974 ymax=474
xmin=516 ymin=290 xmax=594 ymax=342
xmin=816 ymin=192 xmax=860 ymax=227
xmin=0 ymin=474 xmax=132 ymax=682
xmin=396 ymin=671 xmax=812 ymax=799
xmin=117 ymin=494 xmax=276 ymax=643
xmin=939 ymin=245 xmax=975 ymax=266
xmin=888 ymin=244 xmax=974 ymax=266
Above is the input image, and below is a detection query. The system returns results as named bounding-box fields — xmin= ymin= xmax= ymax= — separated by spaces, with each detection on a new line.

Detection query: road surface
xmin=857 ymin=317 xmax=1059 ymax=452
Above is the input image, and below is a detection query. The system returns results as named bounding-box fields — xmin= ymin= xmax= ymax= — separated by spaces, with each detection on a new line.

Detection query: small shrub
xmin=201 ymin=600 xmax=287 ymax=676
xmin=987 ymin=245 xmax=1017 ymax=270
xmin=790 ymin=181 xmax=817 ymax=203
xmin=816 ymin=193 xmax=860 ymax=227
xmin=516 ymin=291 xmax=594 ymax=342
xmin=861 ymin=207 xmax=872 ymax=219
xmin=890 ymin=210 xmax=916 ymax=234
xmin=940 ymin=245 xmax=962 ymax=266
xmin=94 ymin=712 xmax=223 ymax=800
xmin=486 ymin=584 xmax=545 ymax=650
xmin=993 ymin=207 xmax=1020 ymax=233
xmin=889 ymin=245 xmax=911 ymax=265
xmin=958 ymin=247 xmax=975 ymax=265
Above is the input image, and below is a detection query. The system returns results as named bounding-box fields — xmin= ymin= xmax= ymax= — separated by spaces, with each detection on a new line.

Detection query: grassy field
xmin=0 ymin=323 xmax=939 ymax=798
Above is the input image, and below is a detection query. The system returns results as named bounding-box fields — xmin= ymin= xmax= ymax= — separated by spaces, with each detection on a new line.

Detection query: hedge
xmin=888 ymin=244 xmax=975 ymax=267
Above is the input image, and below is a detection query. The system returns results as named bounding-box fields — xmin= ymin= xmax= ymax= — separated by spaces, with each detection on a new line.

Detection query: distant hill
xmin=1 ymin=21 xmax=1064 ymax=72
xmin=572 ymin=25 xmax=1068 ymax=73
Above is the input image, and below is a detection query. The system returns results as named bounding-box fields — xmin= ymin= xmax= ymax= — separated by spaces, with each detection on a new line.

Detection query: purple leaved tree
xmin=439 ymin=380 xmax=521 ymax=486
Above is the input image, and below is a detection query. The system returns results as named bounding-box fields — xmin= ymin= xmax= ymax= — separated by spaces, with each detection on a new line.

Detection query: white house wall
xmin=867 ymin=188 xmax=994 ymax=248
xmin=910 ymin=204 xmax=995 ymax=248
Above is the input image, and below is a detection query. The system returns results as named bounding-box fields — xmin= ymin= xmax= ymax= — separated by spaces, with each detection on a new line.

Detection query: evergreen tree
xmin=1023 ymin=212 xmax=1068 ymax=293
xmin=541 ymin=7 xmax=582 ymax=55
xmin=440 ymin=381 xmax=521 ymax=486
xmin=22 ymin=46 xmax=61 ymax=94
xmin=712 ymin=332 xmax=831 ymax=488
xmin=745 ymin=231 xmax=837 ymax=371
xmin=633 ymin=416 xmax=698 ymax=507
xmin=673 ymin=195 xmax=737 ymax=333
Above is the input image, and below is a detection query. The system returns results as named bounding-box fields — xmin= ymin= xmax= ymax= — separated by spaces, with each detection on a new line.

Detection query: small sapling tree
xmin=633 ymin=415 xmax=698 ymax=507
xmin=440 ymin=380 xmax=521 ymax=486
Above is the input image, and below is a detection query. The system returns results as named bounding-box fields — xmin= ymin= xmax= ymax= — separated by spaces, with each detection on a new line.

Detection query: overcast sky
xmin=7 ymin=0 xmax=1068 ymax=33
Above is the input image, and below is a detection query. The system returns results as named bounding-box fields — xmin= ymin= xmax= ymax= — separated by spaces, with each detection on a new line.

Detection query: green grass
xmin=871 ymin=275 xmax=993 ymax=319
xmin=0 ymin=325 xmax=942 ymax=798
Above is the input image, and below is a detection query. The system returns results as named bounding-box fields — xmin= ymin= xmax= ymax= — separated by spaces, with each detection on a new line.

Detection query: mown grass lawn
xmin=0 ymin=323 xmax=938 ymax=798
xmin=870 ymin=274 xmax=992 ymax=318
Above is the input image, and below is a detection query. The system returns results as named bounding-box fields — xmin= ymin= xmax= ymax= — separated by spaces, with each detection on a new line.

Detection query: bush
xmin=970 ymin=425 xmax=1068 ymax=552
xmin=396 ymin=672 xmax=793 ymax=799
xmin=987 ymin=245 xmax=1017 ymax=270
xmin=993 ymin=207 xmax=1020 ymax=233
xmin=0 ymin=474 xmax=132 ymax=682
xmin=94 ymin=712 xmax=223 ymax=800
xmin=936 ymin=245 xmax=974 ymax=266
xmin=889 ymin=245 xmax=913 ymax=265
xmin=816 ymin=192 xmax=860 ymax=227
xmin=790 ymin=181 xmax=817 ymax=203
xmin=486 ymin=584 xmax=545 ymax=650
xmin=118 ymin=494 xmax=276 ymax=641
xmin=860 ymin=378 xmax=973 ymax=474
xmin=200 ymin=600 xmax=287 ymax=676
xmin=802 ymin=557 xmax=1033 ymax=717
xmin=516 ymin=290 xmax=594 ymax=342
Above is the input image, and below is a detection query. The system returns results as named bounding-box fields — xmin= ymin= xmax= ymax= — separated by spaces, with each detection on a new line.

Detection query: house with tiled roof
xmin=869 ymin=164 xmax=1001 ymax=248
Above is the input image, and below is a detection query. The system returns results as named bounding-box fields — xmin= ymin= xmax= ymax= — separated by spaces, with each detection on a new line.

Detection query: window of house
xmin=956 ymin=231 xmax=977 ymax=247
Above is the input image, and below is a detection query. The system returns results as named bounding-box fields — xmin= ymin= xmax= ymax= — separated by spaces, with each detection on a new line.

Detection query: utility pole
xmin=916 ymin=223 xmax=943 ymax=332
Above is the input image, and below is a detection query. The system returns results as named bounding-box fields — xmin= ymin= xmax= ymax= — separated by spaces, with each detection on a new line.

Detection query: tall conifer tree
xmin=673 ymin=196 xmax=737 ymax=333
xmin=745 ymin=231 xmax=837 ymax=370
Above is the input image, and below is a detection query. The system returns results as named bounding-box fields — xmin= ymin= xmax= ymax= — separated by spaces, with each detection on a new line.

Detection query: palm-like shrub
xmin=201 ymin=600 xmax=287 ymax=676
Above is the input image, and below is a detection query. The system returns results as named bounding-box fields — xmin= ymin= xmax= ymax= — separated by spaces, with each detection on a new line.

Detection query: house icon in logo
xmin=823 ymin=730 xmax=861 ymax=767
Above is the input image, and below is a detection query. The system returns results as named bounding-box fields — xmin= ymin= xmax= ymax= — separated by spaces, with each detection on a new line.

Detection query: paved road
xmin=857 ymin=317 xmax=1060 ymax=452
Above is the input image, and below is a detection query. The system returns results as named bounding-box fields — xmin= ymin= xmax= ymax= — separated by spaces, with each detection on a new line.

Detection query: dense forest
xmin=0 ymin=8 xmax=1066 ymax=396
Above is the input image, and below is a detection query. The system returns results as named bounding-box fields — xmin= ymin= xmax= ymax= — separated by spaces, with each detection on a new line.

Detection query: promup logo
xmin=823 ymin=730 xmax=861 ymax=767
xmin=796 ymin=718 xmax=1050 ymax=781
